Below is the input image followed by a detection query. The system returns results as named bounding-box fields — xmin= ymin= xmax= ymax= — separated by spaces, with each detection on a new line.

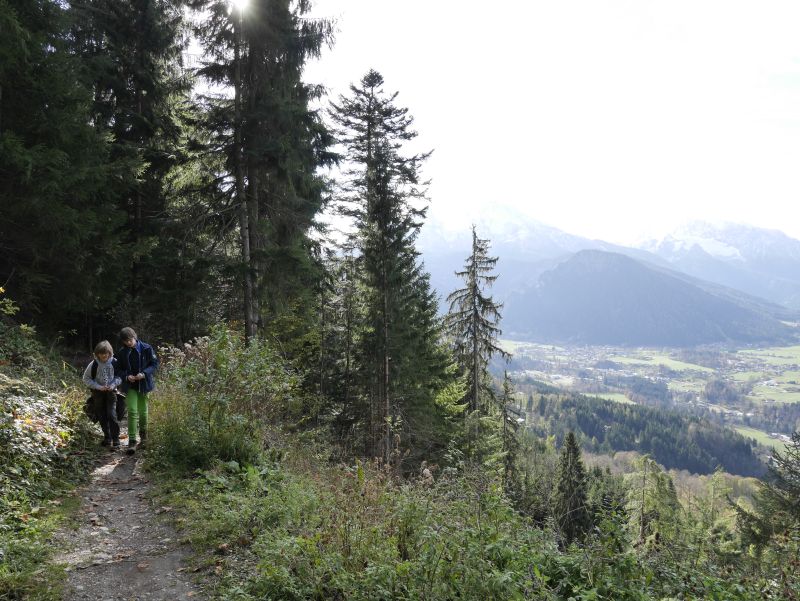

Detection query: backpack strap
xmin=90 ymin=359 xmax=98 ymax=380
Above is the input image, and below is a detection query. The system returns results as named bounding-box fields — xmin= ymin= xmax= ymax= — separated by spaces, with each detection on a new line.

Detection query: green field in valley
xmin=732 ymin=371 xmax=770 ymax=382
xmin=748 ymin=384 xmax=800 ymax=404
xmin=668 ymin=379 xmax=706 ymax=393
xmin=738 ymin=346 xmax=800 ymax=366
xmin=776 ymin=370 xmax=800 ymax=384
xmin=500 ymin=339 xmax=566 ymax=355
xmin=589 ymin=392 xmax=634 ymax=404
xmin=734 ymin=426 xmax=791 ymax=452
xmin=611 ymin=352 xmax=714 ymax=373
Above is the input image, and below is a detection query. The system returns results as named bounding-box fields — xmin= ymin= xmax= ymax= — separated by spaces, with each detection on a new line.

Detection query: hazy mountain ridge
xmin=502 ymin=250 xmax=797 ymax=346
xmin=419 ymin=218 xmax=668 ymax=305
xmin=421 ymin=217 xmax=800 ymax=345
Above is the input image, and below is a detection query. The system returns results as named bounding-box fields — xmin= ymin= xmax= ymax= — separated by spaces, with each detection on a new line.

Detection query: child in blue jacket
xmin=116 ymin=327 xmax=159 ymax=454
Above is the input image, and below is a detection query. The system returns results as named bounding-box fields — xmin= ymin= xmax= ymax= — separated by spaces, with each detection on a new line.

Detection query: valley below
xmin=498 ymin=340 xmax=800 ymax=462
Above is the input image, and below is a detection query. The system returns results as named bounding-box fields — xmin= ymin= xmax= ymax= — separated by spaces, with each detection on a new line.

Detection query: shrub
xmin=0 ymin=374 xmax=93 ymax=524
xmin=0 ymin=289 xmax=49 ymax=374
xmin=0 ymin=294 xmax=98 ymax=599
xmin=149 ymin=326 xmax=299 ymax=471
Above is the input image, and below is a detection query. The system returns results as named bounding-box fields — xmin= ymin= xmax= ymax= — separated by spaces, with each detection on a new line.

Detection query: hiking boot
xmin=126 ymin=439 xmax=137 ymax=455
xmin=111 ymin=439 xmax=121 ymax=449
xmin=100 ymin=438 xmax=111 ymax=447
xmin=137 ymin=431 xmax=147 ymax=449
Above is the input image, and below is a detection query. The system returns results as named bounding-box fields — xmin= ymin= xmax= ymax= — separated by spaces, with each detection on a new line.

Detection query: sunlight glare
xmin=230 ymin=0 xmax=249 ymax=13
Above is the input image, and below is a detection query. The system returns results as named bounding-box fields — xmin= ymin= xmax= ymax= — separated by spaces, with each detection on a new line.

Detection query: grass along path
xmin=52 ymin=450 xmax=203 ymax=600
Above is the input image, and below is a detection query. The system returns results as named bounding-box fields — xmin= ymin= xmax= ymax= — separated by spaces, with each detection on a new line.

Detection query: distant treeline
xmin=691 ymin=401 xmax=800 ymax=438
xmin=523 ymin=383 xmax=765 ymax=477
xmin=601 ymin=373 xmax=672 ymax=406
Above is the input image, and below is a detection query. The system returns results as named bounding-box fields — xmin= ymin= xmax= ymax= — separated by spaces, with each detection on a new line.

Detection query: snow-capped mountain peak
xmin=638 ymin=221 xmax=800 ymax=309
xmin=643 ymin=220 xmax=800 ymax=262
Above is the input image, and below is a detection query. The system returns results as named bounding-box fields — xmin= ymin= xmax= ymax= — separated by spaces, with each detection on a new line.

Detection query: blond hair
xmin=94 ymin=340 xmax=113 ymax=356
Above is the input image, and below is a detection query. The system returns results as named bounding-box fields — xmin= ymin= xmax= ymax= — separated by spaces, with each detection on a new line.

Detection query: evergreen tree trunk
xmin=383 ymin=279 xmax=391 ymax=463
xmin=233 ymin=7 xmax=255 ymax=340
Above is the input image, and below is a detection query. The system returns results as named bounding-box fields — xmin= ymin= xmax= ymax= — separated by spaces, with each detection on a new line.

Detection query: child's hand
xmin=127 ymin=375 xmax=137 ymax=383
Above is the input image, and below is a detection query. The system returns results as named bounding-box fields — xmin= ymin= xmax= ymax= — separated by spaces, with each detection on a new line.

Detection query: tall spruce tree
xmin=154 ymin=112 xmax=239 ymax=342
xmin=553 ymin=431 xmax=591 ymax=545
xmin=70 ymin=0 xmax=190 ymax=336
xmin=0 ymin=0 xmax=130 ymax=339
xmin=330 ymin=70 xmax=450 ymax=464
xmin=190 ymin=0 xmax=335 ymax=338
xmin=734 ymin=431 xmax=800 ymax=557
xmin=757 ymin=431 xmax=800 ymax=532
xmin=445 ymin=226 xmax=508 ymax=413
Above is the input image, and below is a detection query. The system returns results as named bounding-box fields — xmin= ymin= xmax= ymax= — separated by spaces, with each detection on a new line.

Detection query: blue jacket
xmin=116 ymin=341 xmax=159 ymax=394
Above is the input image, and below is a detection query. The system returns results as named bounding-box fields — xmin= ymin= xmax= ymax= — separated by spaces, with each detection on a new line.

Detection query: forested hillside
xmin=520 ymin=382 xmax=765 ymax=477
xmin=2 ymin=1 xmax=799 ymax=600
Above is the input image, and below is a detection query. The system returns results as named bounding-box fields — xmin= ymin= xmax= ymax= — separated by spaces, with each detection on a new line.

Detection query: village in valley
xmin=498 ymin=340 xmax=800 ymax=453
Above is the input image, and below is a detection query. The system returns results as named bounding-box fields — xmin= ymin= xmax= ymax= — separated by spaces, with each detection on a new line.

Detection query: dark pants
xmin=92 ymin=390 xmax=120 ymax=441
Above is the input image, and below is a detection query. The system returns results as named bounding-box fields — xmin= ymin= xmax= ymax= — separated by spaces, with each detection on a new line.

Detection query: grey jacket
xmin=82 ymin=357 xmax=122 ymax=390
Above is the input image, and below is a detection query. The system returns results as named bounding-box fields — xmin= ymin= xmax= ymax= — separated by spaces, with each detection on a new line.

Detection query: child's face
xmin=96 ymin=351 xmax=111 ymax=362
xmin=122 ymin=338 xmax=137 ymax=348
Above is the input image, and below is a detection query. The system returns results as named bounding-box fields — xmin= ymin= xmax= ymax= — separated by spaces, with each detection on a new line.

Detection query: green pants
xmin=126 ymin=389 xmax=148 ymax=442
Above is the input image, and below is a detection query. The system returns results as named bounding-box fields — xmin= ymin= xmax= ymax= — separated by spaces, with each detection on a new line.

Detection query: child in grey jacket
xmin=83 ymin=340 xmax=123 ymax=448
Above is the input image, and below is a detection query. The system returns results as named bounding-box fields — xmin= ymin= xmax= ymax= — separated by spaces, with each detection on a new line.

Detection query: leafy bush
xmin=0 ymin=289 xmax=45 ymax=373
xmin=0 ymin=374 xmax=95 ymax=597
xmin=152 ymin=435 xmax=796 ymax=601
xmin=149 ymin=326 xmax=299 ymax=471
xmin=0 ymin=295 xmax=98 ymax=599
xmin=0 ymin=375 xmax=93 ymax=524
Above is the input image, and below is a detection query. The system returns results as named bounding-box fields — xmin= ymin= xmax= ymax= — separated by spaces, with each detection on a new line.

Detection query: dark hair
xmin=94 ymin=340 xmax=113 ymax=356
xmin=120 ymin=327 xmax=137 ymax=342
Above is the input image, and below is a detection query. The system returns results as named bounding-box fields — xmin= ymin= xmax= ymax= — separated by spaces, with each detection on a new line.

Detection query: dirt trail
xmin=53 ymin=451 xmax=203 ymax=600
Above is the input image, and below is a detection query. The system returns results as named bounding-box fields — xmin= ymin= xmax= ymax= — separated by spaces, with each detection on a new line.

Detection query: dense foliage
xmin=0 ymin=0 xmax=131 ymax=338
xmin=150 ymin=326 xmax=300 ymax=472
xmin=138 ymin=330 xmax=797 ymax=600
xmin=0 ymin=294 xmax=98 ymax=599
xmin=0 ymin=0 xmax=334 ymax=348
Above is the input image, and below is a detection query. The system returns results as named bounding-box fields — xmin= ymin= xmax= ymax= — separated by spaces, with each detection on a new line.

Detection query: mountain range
xmin=642 ymin=222 xmax=800 ymax=310
xmin=419 ymin=219 xmax=800 ymax=346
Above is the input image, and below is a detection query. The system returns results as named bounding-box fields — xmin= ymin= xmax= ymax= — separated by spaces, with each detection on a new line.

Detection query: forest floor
xmin=52 ymin=447 xmax=203 ymax=600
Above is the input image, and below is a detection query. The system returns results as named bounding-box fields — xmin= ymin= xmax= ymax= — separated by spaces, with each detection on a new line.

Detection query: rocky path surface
xmin=53 ymin=451 xmax=203 ymax=600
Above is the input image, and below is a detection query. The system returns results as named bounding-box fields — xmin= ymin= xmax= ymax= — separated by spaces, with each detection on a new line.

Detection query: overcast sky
xmin=304 ymin=0 xmax=800 ymax=244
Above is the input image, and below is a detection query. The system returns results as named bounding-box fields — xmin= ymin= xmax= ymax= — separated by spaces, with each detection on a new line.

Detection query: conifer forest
xmin=1 ymin=1 xmax=799 ymax=599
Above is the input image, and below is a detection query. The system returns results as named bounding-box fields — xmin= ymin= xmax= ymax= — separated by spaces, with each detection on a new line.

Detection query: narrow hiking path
xmin=53 ymin=451 xmax=203 ymax=600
